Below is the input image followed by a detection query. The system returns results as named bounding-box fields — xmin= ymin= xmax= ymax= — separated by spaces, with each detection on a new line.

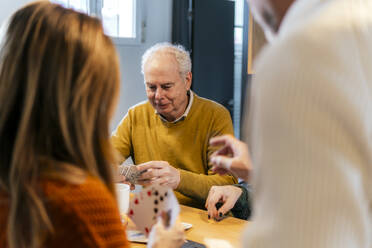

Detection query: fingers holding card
xmin=119 ymin=164 xmax=142 ymax=184
xmin=128 ymin=185 xmax=180 ymax=236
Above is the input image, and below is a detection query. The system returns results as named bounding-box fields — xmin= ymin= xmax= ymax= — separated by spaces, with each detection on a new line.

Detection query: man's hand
xmin=205 ymin=185 xmax=242 ymax=221
xmin=115 ymin=165 xmax=135 ymax=190
xmin=137 ymin=161 xmax=181 ymax=189
xmin=209 ymin=135 xmax=252 ymax=182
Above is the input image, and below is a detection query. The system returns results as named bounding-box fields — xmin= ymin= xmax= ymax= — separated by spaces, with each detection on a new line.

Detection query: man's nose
xmin=155 ymin=88 xmax=164 ymax=100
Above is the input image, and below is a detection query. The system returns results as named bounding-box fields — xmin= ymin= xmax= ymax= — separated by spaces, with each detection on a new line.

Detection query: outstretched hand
xmin=210 ymin=135 xmax=252 ymax=182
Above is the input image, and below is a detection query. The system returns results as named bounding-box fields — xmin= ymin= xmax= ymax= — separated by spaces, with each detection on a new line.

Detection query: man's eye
xmin=148 ymin=86 xmax=156 ymax=90
xmin=162 ymin=85 xmax=171 ymax=89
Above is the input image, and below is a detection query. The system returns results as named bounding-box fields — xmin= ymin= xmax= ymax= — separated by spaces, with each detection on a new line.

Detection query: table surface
xmin=128 ymin=205 xmax=249 ymax=248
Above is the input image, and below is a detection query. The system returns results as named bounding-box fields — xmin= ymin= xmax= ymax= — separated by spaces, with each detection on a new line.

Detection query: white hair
xmin=141 ymin=42 xmax=192 ymax=80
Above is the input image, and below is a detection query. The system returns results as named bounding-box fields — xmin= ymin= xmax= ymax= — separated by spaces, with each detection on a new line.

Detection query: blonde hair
xmin=0 ymin=2 xmax=120 ymax=247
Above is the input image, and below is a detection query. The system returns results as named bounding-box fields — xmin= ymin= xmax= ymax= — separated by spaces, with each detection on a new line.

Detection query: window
xmin=233 ymin=0 xmax=245 ymax=138
xmin=51 ymin=0 xmax=143 ymax=45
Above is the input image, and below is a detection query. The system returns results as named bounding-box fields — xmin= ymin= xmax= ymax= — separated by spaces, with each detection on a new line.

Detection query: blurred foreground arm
xmin=147 ymin=219 xmax=185 ymax=248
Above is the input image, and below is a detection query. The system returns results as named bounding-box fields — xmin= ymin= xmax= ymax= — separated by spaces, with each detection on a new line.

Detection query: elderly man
xmin=111 ymin=43 xmax=237 ymax=208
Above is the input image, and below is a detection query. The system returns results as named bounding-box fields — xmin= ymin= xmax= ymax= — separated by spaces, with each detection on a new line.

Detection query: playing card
xmin=119 ymin=164 xmax=142 ymax=184
xmin=128 ymin=185 xmax=180 ymax=236
xmin=161 ymin=187 xmax=180 ymax=228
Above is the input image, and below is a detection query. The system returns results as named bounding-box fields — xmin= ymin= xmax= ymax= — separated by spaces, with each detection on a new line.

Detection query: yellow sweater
xmin=112 ymin=93 xmax=237 ymax=208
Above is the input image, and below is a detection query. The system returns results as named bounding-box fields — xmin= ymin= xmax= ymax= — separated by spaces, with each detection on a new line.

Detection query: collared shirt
xmin=155 ymin=90 xmax=194 ymax=123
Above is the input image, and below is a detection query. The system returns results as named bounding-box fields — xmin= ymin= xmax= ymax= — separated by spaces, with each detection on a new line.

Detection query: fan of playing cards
xmin=119 ymin=164 xmax=143 ymax=184
xmin=128 ymin=185 xmax=180 ymax=236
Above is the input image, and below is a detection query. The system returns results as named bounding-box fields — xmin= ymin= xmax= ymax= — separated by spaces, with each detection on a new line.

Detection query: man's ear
xmin=185 ymin=72 xmax=192 ymax=90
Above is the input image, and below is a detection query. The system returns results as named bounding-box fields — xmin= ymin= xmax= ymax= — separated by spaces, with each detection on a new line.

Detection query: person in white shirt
xmin=152 ymin=0 xmax=372 ymax=246
xmin=209 ymin=0 xmax=372 ymax=247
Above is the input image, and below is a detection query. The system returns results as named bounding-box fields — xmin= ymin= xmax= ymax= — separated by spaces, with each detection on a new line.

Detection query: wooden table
xmin=129 ymin=205 xmax=249 ymax=248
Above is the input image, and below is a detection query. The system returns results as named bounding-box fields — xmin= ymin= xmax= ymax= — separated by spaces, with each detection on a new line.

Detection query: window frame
xmin=53 ymin=0 xmax=144 ymax=46
xmin=110 ymin=0 xmax=143 ymax=46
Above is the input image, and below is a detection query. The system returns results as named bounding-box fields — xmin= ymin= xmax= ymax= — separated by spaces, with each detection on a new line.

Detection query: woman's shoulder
xmin=41 ymin=176 xmax=122 ymax=226
xmin=42 ymin=176 xmax=112 ymax=202
xmin=41 ymin=176 xmax=129 ymax=247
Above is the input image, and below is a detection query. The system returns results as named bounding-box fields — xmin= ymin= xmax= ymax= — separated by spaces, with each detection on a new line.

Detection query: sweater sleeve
xmin=243 ymin=29 xmax=372 ymax=248
xmin=177 ymin=106 xmax=238 ymax=203
xmin=111 ymin=111 xmax=133 ymax=163
xmin=231 ymin=183 xmax=252 ymax=220
xmin=44 ymin=178 xmax=129 ymax=248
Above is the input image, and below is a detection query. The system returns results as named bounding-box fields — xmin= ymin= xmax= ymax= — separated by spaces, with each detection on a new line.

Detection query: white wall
xmin=0 ymin=0 xmax=31 ymax=25
xmin=0 ymin=0 xmax=173 ymax=129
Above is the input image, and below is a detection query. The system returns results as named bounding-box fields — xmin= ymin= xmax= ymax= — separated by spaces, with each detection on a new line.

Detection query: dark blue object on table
xmin=182 ymin=239 xmax=206 ymax=248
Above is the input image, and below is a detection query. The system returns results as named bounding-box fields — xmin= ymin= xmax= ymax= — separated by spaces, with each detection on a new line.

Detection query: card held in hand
xmin=128 ymin=185 xmax=180 ymax=236
xmin=119 ymin=164 xmax=142 ymax=184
